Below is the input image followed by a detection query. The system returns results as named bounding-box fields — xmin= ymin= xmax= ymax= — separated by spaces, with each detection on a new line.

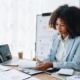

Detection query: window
xmin=0 ymin=0 xmax=42 ymax=59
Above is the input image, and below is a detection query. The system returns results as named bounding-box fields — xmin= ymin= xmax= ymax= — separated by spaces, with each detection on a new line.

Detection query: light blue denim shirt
xmin=43 ymin=32 xmax=80 ymax=70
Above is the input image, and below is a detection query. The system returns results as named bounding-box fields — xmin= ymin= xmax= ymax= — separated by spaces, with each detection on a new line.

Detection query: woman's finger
xmin=37 ymin=59 xmax=43 ymax=63
xmin=32 ymin=58 xmax=36 ymax=61
xmin=38 ymin=63 xmax=44 ymax=66
xmin=35 ymin=66 xmax=45 ymax=70
xmin=33 ymin=58 xmax=43 ymax=64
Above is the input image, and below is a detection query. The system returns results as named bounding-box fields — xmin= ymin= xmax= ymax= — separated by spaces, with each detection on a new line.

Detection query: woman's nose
xmin=57 ymin=25 xmax=61 ymax=30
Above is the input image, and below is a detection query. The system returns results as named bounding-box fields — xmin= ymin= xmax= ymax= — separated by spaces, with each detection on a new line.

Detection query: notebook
xmin=0 ymin=44 xmax=19 ymax=66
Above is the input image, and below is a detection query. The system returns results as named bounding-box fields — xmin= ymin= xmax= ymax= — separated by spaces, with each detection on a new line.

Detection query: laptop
xmin=0 ymin=44 xmax=19 ymax=66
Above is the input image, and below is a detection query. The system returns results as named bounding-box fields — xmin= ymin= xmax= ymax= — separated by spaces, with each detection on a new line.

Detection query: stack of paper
xmin=0 ymin=65 xmax=11 ymax=72
xmin=66 ymin=75 xmax=80 ymax=80
xmin=0 ymin=69 xmax=31 ymax=80
xmin=18 ymin=60 xmax=37 ymax=68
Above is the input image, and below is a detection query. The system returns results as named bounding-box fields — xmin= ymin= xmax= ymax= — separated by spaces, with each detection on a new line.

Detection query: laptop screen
xmin=0 ymin=44 xmax=12 ymax=63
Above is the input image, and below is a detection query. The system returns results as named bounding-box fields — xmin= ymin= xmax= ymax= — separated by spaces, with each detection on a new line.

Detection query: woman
xmin=34 ymin=5 xmax=80 ymax=71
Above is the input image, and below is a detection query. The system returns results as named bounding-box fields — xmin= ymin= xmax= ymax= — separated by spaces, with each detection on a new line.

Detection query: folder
xmin=19 ymin=67 xmax=59 ymax=75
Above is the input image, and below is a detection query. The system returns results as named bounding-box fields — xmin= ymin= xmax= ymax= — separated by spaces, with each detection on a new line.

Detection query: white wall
xmin=42 ymin=0 xmax=80 ymax=13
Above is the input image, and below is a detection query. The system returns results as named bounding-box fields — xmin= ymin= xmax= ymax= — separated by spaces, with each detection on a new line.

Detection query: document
xmin=66 ymin=71 xmax=80 ymax=80
xmin=66 ymin=74 xmax=80 ymax=80
xmin=18 ymin=59 xmax=37 ymax=68
xmin=0 ymin=65 xmax=11 ymax=72
xmin=0 ymin=69 xmax=31 ymax=80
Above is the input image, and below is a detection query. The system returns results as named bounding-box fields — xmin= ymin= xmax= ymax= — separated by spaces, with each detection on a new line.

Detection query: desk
xmin=34 ymin=73 xmax=61 ymax=80
xmin=4 ymin=57 xmax=61 ymax=80
xmin=9 ymin=66 xmax=61 ymax=80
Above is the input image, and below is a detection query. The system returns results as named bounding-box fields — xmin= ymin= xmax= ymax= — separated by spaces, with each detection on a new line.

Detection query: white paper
xmin=18 ymin=60 xmax=37 ymax=68
xmin=0 ymin=69 xmax=31 ymax=80
xmin=0 ymin=75 xmax=7 ymax=80
xmin=27 ymin=77 xmax=40 ymax=80
xmin=66 ymin=76 xmax=80 ymax=80
xmin=0 ymin=65 xmax=11 ymax=72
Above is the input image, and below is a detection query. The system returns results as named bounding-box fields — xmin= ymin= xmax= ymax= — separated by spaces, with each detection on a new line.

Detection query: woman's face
xmin=56 ymin=18 xmax=68 ymax=35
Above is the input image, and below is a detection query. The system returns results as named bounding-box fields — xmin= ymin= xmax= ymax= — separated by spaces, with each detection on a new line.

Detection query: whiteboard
xmin=36 ymin=14 xmax=57 ymax=58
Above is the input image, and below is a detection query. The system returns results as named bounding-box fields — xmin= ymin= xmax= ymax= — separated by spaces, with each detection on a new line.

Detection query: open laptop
xmin=0 ymin=44 xmax=19 ymax=66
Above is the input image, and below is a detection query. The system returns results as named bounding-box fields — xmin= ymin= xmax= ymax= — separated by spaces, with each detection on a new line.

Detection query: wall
xmin=42 ymin=0 xmax=79 ymax=13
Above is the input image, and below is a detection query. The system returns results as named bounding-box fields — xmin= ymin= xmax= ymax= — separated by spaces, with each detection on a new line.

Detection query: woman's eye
xmin=56 ymin=24 xmax=58 ymax=26
xmin=56 ymin=23 xmax=66 ymax=27
xmin=60 ymin=24 xmax=66 ymax=26
xmin=61 ymin=24 xmax=65 ymax=26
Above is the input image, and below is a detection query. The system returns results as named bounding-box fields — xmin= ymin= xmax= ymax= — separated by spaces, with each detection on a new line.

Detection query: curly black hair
xmin=49 ymin=5 xmax=80 ymax=38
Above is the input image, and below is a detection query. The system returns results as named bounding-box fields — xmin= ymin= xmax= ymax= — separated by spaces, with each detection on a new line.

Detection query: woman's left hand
xmin=35 ymin=62 xmax=53 ymax=71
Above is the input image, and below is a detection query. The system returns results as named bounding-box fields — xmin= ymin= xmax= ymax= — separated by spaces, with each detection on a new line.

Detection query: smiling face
xmin=56 ymin=18 xmax=69 ymax=38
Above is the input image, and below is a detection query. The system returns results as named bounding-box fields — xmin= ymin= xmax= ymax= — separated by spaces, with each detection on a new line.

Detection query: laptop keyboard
xmin=1 ymin=58 xmax=19 ymax=66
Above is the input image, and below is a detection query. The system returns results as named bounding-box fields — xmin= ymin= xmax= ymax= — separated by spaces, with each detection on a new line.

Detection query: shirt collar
xmin=59 ymin=35 xmax=69 ymax=42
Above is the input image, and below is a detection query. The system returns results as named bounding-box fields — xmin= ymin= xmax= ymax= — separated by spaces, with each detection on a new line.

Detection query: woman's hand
xmin=35 ymin=62 xmax=53 ymax=71
xmin=32 ymin=57 xmax=43 ymax=66
xmin=32 ymin=58 xmax=36 ymax=61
